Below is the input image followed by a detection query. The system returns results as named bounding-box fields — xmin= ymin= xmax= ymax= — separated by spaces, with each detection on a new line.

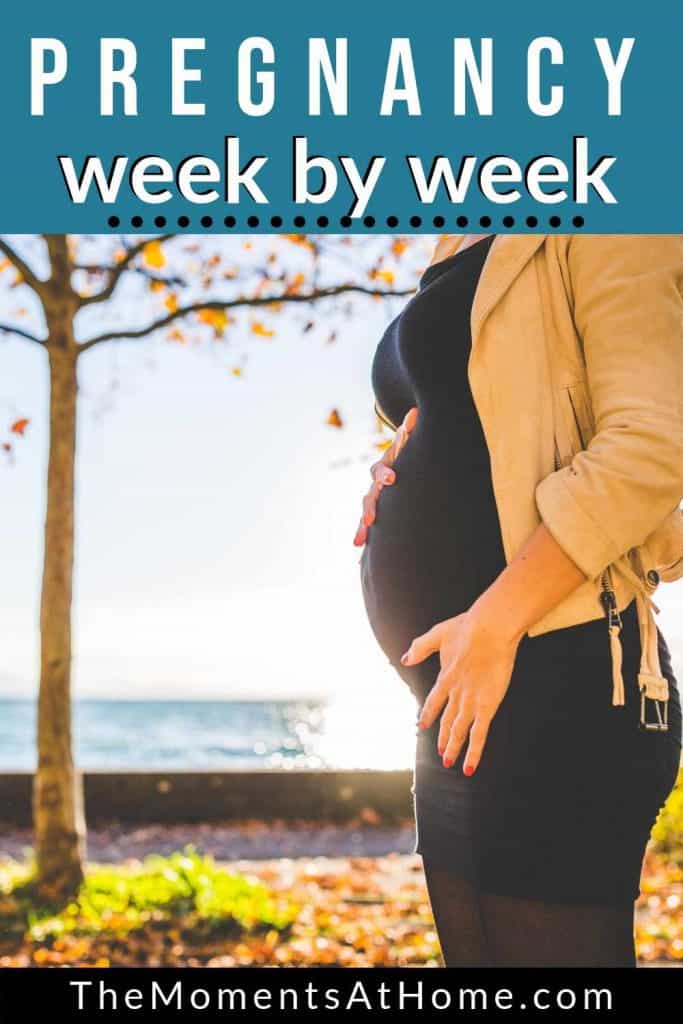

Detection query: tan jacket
xmin=379 ymin=234 xmax=683 ymax=724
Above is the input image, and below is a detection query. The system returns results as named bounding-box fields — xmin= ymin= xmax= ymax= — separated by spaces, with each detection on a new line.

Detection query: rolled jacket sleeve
xmin=535 ymin=234 xmax=683 ymax=582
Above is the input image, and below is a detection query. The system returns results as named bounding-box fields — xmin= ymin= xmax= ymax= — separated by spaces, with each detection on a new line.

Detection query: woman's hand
xmin=399 ymin=518 xmax=589 ymax=774
xmin=353 ymin=406 xmax=418 ymax=547
xmin=400 ymin=601 xmax=522 ymax=775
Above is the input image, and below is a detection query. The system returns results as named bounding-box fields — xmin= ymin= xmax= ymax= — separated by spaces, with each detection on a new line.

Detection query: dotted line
xmin=108 ymin=214 xmax=585 ymax=230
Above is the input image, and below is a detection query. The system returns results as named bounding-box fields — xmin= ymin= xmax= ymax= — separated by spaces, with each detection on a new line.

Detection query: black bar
xmin=0 ymin=965 xmax=676 ymax=1021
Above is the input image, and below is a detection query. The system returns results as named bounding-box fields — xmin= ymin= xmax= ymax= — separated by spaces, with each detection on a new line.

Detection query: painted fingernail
xmin=443 ymin=756 xmax=453 ymax=768
xmin=464 ymin=764 xmax=475 ymax=776
xmin=400 ymin=651 xmax=410 ymax=665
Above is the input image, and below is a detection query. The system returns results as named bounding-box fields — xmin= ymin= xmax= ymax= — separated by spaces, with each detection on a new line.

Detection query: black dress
xmin=360 ymin=236 xmax=682 ymax=905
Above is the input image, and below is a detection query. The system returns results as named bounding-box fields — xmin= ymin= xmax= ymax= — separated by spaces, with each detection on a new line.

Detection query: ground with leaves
xmin=1 ymin=782 xmax=682 ymax=967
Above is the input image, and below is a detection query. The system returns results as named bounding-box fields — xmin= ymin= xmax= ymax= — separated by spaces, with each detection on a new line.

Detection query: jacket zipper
xmin=599 ymin=567 xmax=626 ymax=707
xmin=599 ymin=567 xmax=621 ymax=628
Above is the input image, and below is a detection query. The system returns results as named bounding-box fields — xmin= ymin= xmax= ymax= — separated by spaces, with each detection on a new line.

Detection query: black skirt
xmin=409 ymin=598 xmax=681 ymax=905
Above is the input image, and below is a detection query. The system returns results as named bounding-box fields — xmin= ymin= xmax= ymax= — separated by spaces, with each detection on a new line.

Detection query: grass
xmin=0 ymin=847 xmax=298 ymax=948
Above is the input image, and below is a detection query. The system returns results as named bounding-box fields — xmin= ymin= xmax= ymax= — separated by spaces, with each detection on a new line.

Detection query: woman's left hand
xmin=400 ymin=603 xmax=522 ymax=775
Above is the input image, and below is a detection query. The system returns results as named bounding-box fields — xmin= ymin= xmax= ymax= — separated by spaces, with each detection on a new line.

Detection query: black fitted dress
xmin=360 ymin=236 xmax=682 ymax=906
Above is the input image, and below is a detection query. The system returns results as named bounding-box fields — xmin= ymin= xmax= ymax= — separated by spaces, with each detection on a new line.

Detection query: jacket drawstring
xmin=609 ymin=621 xmax=625 ymax=706
xmin=608 ymin=559 xmax=669 ymax=727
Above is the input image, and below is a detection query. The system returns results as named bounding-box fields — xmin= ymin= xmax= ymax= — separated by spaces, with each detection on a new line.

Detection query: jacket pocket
xmin=553 ymin=380 xmax=595 ymax=468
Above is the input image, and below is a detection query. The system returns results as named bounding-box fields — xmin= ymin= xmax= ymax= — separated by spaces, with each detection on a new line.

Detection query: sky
xmin=1 ymin=234 xmax=682 ymax=718
xmin=0 ymin=235 xmax=426 ymax=730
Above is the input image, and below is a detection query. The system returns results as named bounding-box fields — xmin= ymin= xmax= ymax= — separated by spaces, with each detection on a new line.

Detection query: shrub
xmin=651 ymin=767 xmax=683 ymax=865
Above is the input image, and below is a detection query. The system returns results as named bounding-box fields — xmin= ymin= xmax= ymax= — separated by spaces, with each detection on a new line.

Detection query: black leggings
xmin=422 ymin=861 xmax=636 ymax=967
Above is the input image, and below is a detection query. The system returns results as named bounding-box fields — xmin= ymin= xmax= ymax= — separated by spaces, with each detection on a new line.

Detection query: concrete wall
xmin=0 ymin=770 xmax=414 ymax=825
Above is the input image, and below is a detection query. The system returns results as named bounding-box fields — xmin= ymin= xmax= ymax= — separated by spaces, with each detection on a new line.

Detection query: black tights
xmin=422 ymin=860 xmax=637 ymax=968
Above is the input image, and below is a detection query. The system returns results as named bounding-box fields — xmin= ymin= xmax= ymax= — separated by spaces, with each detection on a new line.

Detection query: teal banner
xmin=0 ymin=0 xmax=679 ymax=232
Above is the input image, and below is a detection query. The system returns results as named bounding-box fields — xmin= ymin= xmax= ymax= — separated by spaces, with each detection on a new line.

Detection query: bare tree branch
xmin=75 ymin=265 xmax=187 ymax=291
xmin=77 ymin=282 xmax=414 ymax=353
xmin=0 ymin=322 xmax=46 ymax=344
xmin=0 ymin=238 xmax=46 ymax=295
xmin=78 ymin=234 xmax=177 ymax=307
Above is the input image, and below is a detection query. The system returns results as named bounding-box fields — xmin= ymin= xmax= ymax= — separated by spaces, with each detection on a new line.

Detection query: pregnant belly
xmin=359 ymin=442 xmax=507 ymax=668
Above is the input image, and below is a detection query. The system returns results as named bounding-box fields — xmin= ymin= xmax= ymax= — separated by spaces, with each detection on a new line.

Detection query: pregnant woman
xmin=355 ymin=233 xmax=683 ymax=967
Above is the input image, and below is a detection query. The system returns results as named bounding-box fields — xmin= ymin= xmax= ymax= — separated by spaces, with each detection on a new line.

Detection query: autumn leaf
xmin=251 ymin=278 xmax=269 ymax=298
xmin=391 ymin=238 xmax=408 ymax=257
xmin=327 ymin=408 xmax=343 ymax=428
xmin=197 ymin=309 xmax=230 ymax=338
xmin=149 ymin=279 xmax=166 ymax=293
xmin=251 ymin=322 xmax=275 ymax=338
xmin=10 ymin=418 xmax=29 ymax=436
xmin=284 ymin=272 xmax=305 ymax=296
xmin=198 ymin=308 xmax=221 ymax=326
xmin=165 ymin=294 xmax=178 ymax=313
xmin=231 ymin=366 xmax=243 ymax=377
xmin=375 ymin=439 xmax=392 ymax=451
xmin=369 ymin=268 xmax=394 ymax=285
xmin=166 ymin=328 xmax=185 ymax=344
xmin=143 ymin=240 xmax=166 ymax=269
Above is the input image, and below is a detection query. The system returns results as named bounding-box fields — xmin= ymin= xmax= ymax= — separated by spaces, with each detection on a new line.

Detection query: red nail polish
xmin=443 ymin=756 xmax=453 ymax=768
xmin=464 ymin=764 xmax=474 ymax=776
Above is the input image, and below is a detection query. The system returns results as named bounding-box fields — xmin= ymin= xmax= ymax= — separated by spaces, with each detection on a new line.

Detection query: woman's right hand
xmin=353 ymin=406 xmax=418 ymax=547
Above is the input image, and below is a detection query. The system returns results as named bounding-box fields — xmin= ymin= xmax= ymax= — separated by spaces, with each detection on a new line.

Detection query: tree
xmin=0 ymin=233 xmax=417 ymax=901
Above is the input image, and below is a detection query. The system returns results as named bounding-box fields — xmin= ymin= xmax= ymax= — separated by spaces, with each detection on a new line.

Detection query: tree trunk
xmin=33 ymin=339 xmax=85 ymax=900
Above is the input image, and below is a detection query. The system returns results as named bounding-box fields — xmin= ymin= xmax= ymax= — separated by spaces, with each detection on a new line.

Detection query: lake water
xmin=0 ymin=698 xmax=417 ymax=771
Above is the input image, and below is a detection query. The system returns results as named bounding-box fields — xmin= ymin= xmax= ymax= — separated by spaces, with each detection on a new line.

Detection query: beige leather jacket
xmin=378 ymin=234 xmax=683 ymax=726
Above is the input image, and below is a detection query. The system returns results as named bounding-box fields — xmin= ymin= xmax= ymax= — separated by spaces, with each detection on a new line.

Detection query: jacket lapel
xmin=471 ymin=234 xmax=548 ymax=334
